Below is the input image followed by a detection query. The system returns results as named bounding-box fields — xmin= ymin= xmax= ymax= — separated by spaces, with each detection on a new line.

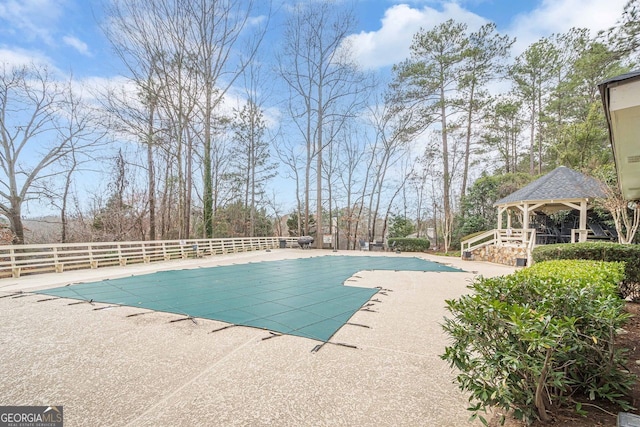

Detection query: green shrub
xmin=532 ymin=242 xmax=640 ymax=298
xmin=387 ymin=237 xmax=430 ymax=252
xmin=441 ymin=260 xmax=633 ymax=425
xmin=523 ymin=259 xmax=625 ymax=291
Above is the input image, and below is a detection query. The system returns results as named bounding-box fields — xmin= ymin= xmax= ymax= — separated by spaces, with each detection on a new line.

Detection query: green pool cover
xmin=36 ymin=256 xmax=461 ymax=342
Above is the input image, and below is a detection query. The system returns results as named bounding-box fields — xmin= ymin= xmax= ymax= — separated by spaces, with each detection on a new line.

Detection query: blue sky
xmin=0 ymin=0 xmax=629 ymax=79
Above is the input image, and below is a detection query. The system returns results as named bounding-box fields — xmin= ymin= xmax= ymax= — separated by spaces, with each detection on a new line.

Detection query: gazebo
xmin=461 ymin=166 xmax=608 ymax=266
xmin=494 ymin=166 xmax=607 ymax=244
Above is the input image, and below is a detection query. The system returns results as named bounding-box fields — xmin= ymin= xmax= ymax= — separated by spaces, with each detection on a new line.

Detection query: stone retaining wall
xmin=463 ymin=245 xmax=528 ymax=267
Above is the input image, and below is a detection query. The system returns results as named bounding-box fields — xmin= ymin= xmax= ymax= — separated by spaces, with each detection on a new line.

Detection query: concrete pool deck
xmin=0 ymin=250 xmax=515 ymax=426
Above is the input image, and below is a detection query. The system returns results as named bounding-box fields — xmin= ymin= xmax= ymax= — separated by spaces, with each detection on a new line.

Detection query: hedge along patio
xmin=36 ymin=255 xmax=462 ymax=342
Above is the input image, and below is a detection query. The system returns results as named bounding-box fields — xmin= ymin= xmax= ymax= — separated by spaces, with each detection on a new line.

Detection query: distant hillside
xmin=23 ymin=216 xmax=62 ymax=244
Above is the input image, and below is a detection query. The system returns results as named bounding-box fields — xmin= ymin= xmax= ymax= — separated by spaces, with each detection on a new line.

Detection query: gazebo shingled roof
xmin=493 ymin=166 xmax=607 ymax=243
xmin=494 ymin=166 xmax=606 ymax=206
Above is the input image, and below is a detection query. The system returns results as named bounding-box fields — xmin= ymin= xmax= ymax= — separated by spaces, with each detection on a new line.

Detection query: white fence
xmin=0 ymin=237 xmax=300 ymax=279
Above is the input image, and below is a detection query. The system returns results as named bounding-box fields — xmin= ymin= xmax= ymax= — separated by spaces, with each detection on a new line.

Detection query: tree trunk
xmin=203 ymin=87 xmax=213 ymax=238
xmin=184 ymin=128 xmax=193 ymax=238
xmin=461 ymin=79 xmax=475 ymax=203
xmin=537 ymin=89 xmax=543 ymax=175
xmin=147 ymin=103 xmax=156 ymax=241
xmin=316 ymin=147 xmax=322 ymax=247
xmin=9 ymin=204 xmax=24 ymax=244
xmin=371 ymin=152 xmax=391 ymax=243
xmin=529 ymin=78 xmax=537 ymax=175
xmin=304 ymin=123 xmax=311 ymax=236
xmin=316 ymin=95 xmax=323 ymax=248
xmin=440 ymin=84 xmax=451 ymax=253
xmin=61 ymin=188 xmax=69 ymax=243
xmin=60 ymin=152 xmax=78 ymax=243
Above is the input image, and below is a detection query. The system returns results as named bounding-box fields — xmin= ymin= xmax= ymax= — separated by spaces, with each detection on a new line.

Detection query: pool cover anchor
xmin=93 ymin=305 xmax=119 ymax=311
xmin=311 ymin=341 xmax=359 ymax=354
xmin=331 ymin=342 xmax=358 ymax=349
xmin=345 ymin=322 xmax=370 ymax=329
xmin=261 ymin=331 xmax=282 ymax=341
xmin=170 ymin=316 xmax=197 ymax=325
xmin=11 ymin=293 xmax=31 ymax=299
xmin=68 ymin=298 xmax=94 ymax=306
xmin=126 ymin=312 xmax=151 ymax=318
xmin=209 ymin=324 xmax=236 ymax=334
xmin=36 ymin=297 xmax=60 ymax=302
xmin=0 ymin=291 xmax=23 ymax=299
xmin=360 ymin=307 xmax=377 ymax=313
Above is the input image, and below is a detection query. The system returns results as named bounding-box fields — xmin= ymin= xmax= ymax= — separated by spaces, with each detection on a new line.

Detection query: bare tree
xmin=0 ymin=64 xmax=98 ymax=243
xmin=595 ymin=165 xmax=639 ymax=244
xmin=103 ymin=0 xmax=172 ymax=240
xmin=224 ymin=54 xmax=277 ymax=237
xmin=97 ymin=75 xmax=161 ymax=240
xmin=90 ymin=150 xmax=151 ymax=242
xmin=230 ymin=100 xmax=276 ymax=236
xmin=104 ymin=0 xmax=269 ymax=239
xmin=379 ymin=157 xmax=414 ymax=244
xmin=188 ymin=0 xmax=270 ymax=238
xmin=336 ymin=124 xmax=365 ymax=249
xmin=407 ymin=167 xmax=430 ymax=238
xmin=274 ymin=136 xmax=304 ymax=236
xmin=277 ymin=0 xmax=368 ymax=247
xmin=362 ymin=94 xmax=413 ymax=244
xmin=56 ymin=78 xmax=108 ymax=243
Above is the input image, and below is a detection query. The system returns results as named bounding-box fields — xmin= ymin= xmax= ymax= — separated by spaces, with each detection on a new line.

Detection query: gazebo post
xmin=497 ymin=206 xmax=509 ymax=231
xmin=522 ymin=203 xmax=530 ymax=245
xmin=578 ymin=200 xmax=588 ymax=242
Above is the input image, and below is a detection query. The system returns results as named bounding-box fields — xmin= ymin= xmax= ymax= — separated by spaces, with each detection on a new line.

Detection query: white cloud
xmin=0 ymin=0 xmax=65 ymax=45
xmin=248 ymin=15 xmax=267 ymax=27
xmin=344 ymin=2 xmax=488 ymax=69
xmin=63 ymin=35 xmax=90 ymax=56
xmin=507 ymin=0 xmax=628 ymax=55
xmin=0 ymin=47 xmax=54 ymax=68
xmin=78 ymin=75 xmax=131 ymax=94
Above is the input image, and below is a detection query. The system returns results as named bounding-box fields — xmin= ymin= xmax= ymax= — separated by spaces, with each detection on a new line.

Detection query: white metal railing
xmin=0 ymin=237 xmax=300 ymax=279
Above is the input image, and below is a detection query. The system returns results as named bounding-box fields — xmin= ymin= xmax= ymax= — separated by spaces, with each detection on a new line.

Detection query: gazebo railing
xmin=461 ymin=228 xmax=537 ymax=259
xmin=461 ymin=229 xmax=499 ymax=256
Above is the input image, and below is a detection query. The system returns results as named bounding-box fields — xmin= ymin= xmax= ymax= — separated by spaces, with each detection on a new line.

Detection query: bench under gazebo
xmin=461 ymin=166 xmax=609 ymax=266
